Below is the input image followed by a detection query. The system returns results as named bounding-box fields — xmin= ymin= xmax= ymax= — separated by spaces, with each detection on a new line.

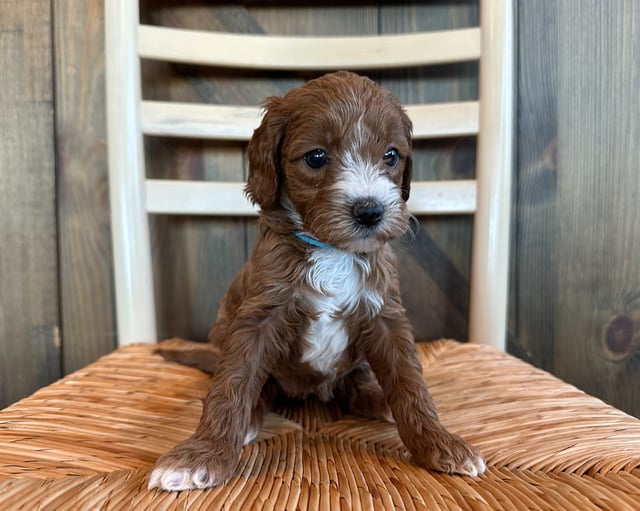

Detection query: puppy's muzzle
xmin=352 ymin=199 xmax=384 ymax=227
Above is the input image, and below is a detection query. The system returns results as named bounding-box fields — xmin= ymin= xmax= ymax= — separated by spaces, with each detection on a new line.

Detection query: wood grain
xmin=554 ymin=0 xmax=640 ymax=415
xmin=511 ymin=0 xmax=558 ymax=368
xmin=53 ymin=0 xmax=117 ymax=373
xmin=0 ymin=0 xmax=61 ymax=407
xmin=511 ymin=0 xmax=640 ymax=417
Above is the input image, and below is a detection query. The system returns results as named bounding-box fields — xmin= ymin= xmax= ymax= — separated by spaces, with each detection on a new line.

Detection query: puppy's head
xmin=246 ymin=71 xmax=413 ymax=253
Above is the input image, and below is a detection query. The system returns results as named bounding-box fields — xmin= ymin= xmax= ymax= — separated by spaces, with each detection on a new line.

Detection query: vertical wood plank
xmin=511 ymin=0 xmax=558 ymax=367
xmin=554 ymin=0 xmax=640 ymax=416
xmin=53 ymin=0 xmax=117 ymax=371
xmin=0 ymin=0 xmax=61 ymax=406
xmin=249 ymin=4 xmax=378 ymax=36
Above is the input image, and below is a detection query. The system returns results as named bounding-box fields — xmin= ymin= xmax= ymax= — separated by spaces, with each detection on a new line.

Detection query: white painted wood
xmin=146 ymin=180 xmax=258 ymax=216
xmin=141 ymin=102 xmax=262 ymax=141
xmin=408 ymin=180 xmax=477 ymax=215
xmin=468 ymin=0 xmax=514 ymax=350
xmin=105 ymin=0 xmax=157 ymax=345
xmin=138 ymin=25 xmax=481 ymax=70
xmin=409 ymin=102 xmax=479 ymax=139
xmin=141 ymin=101 xmax=479 ymax=141
xmin=146 ymin=179 xmax=475 ymax=217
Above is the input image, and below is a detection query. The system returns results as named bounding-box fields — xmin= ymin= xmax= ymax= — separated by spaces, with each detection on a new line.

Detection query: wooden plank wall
xmin=1 ymin=0 xmax=639 ymax=419
xmin=515 ymin=0 xmax=640 ymax=415
xmin=0 ymin=1 xmax=61 ymax=405
xmin=53 ymin=0 xmax=116 ymax=375
xmin=554 ymin=1 xmax=640 ymax=414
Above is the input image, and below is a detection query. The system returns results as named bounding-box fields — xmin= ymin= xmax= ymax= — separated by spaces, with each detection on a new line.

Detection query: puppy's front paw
xmin=413 ymin=431 xmax=486 ymax=477
xmin=148 ymin=438 xmax=240 ymax=491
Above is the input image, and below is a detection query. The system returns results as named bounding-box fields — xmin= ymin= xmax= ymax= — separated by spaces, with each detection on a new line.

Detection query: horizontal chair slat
xmin=146 ymin=179 xmax=476 ymax=216
xmin=147 ymin=180 xmax=258 ymax=216
xmin=138 ymin=25 xmax=481 ymax=70
xmin=141 ymin=102 xmax=260 ymax=141
xmin=407 ymin=180 xmax=476 ymax=215
xmin=409 ymin=102 xmax=479 ymax=139
xmin=141 ymin=101 xmax=478 ymax=140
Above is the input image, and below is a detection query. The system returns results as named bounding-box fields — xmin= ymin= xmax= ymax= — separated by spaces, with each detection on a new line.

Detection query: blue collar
xmin=293 ymin=232 xmax=336 ymax=250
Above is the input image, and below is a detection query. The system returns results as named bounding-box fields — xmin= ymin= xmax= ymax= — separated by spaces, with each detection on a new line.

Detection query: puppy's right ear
xmin=245 ymin=96 xmax=288 ymax=210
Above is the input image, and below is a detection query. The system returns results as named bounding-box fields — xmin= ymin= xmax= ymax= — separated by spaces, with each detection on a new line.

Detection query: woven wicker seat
xmin=1 ymin=338 xmax=639 ymax=510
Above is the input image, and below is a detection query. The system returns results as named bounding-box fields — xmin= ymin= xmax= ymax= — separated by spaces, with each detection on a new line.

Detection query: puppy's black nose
xmin=352 ymin=199 xmax=384 ymax=226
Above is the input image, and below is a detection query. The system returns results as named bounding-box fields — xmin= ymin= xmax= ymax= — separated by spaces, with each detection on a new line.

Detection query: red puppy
xmin=149 ymin=71 xmax=485 ymax=491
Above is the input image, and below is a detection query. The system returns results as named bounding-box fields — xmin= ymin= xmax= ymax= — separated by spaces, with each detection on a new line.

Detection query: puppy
xmin=148 ymin=71 xmax=485 ymax=492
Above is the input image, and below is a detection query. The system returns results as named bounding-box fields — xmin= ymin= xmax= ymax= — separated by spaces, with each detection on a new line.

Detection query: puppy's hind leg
xmin=334 ymin=362 xmax=393 ymax=422
xmin=155 ymin=343 xmax=222 ymax=375
xmin=244 ymin=376 xmax=280 ymax=445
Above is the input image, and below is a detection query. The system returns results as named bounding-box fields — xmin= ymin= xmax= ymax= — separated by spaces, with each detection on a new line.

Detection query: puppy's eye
xmin=383 ymin=148 xmax=400 ymax=168
xmin=303 ymin=149 xmax=328 ymax=169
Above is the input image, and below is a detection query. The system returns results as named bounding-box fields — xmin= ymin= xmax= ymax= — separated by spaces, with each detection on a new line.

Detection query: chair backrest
xmin=105 ymin=1 xmax=514 ymax=350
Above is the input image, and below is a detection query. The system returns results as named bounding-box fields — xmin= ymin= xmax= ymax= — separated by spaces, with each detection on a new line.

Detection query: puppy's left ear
xmin=401 ymin=154 xmax=413 ymax=201
xmin=245 ymin=96 xmax=288 ymax=210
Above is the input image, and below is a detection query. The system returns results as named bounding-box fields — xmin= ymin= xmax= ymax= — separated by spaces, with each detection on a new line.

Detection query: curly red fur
xmin=149 ymin=72 xmax=485 ymax=492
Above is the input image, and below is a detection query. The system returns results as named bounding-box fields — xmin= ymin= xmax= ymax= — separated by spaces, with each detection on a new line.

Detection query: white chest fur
xmin=301 ymin=249 xmax=383 ymax=374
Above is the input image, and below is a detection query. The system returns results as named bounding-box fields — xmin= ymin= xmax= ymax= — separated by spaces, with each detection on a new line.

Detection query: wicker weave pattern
xmin=1 ymin=340 xmax=639 ymax=510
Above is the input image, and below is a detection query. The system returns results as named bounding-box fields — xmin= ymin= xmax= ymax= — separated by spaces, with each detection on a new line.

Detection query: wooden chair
xmin=1 ymin=1 xmax=639 ymax=509
xmin=106 ymin=0 xmax=513 ymax=351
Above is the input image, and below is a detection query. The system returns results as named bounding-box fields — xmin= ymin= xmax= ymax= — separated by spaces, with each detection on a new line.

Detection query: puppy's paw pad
xmin=148 ymin=465 xmax=223 ymax=491
xmin=459 ymin=453 xmax=486 ymax=477
xmin=148 ymin=439 xmax=239 ymax=491
xmin=148 ymin=467 xmax=195 ymax=491
xmin=442 ymin=447 xmax=486 ymax=477
xmin=192 ymin=467 xmax=213 ymax=488
xmin=413 ymin=432 xmax=486 ymax=478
